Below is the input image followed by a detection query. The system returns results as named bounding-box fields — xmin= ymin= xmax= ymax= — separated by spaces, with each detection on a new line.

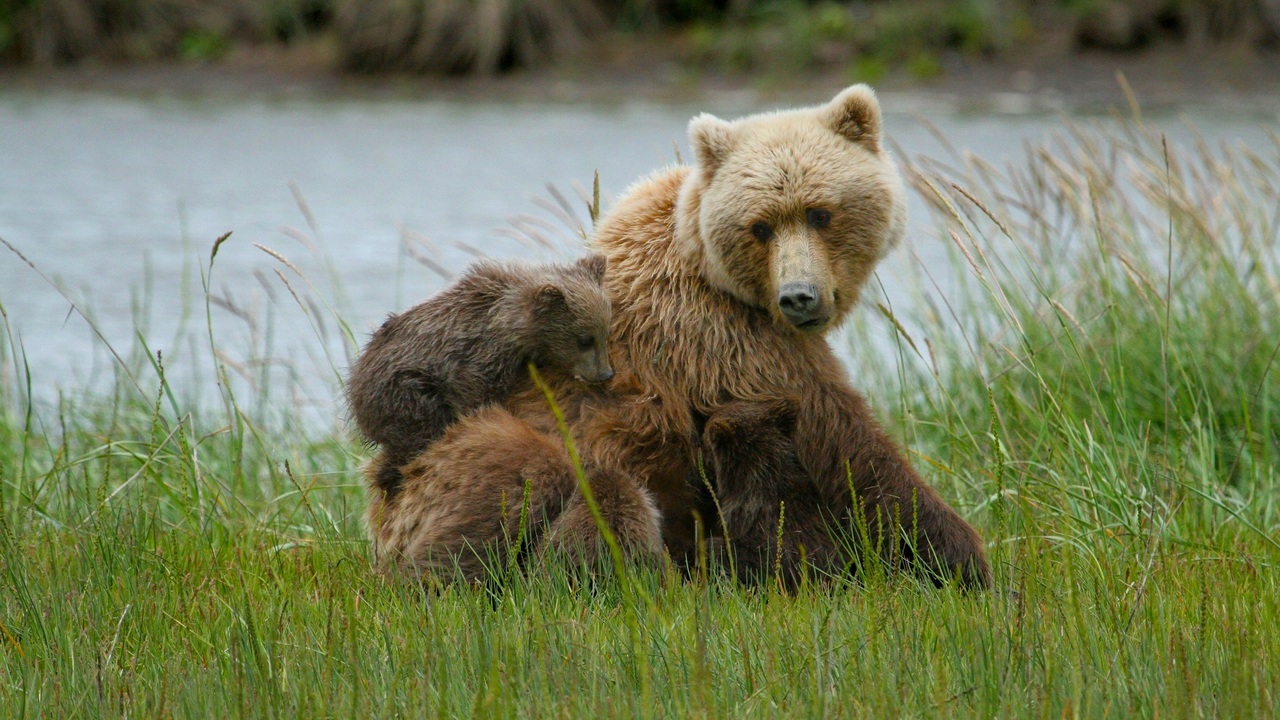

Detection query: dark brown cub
xmin=702 ymin=399 xmax=849 ymax=590
xmin=704 ymin=397 xmax=993 ymax=591
xmin=346 ymin=254 xmax=613 ymax=500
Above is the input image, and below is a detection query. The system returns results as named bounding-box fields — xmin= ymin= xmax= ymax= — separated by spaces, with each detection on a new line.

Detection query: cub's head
xmin=528 ymin=253 xmax=614 ymax=384
xmin=702 ymin=398 xmax=802 ymax=485
xmin=677 ymin=84 xmax=908 ymax=335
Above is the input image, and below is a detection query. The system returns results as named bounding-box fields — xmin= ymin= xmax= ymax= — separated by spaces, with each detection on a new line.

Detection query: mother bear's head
xmin=675 ymin=84 xmax=908 ymax=335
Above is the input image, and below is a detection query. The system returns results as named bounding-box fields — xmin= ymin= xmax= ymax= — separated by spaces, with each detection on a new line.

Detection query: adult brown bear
xmin=373 ymin=85 xmax=991 ymax=590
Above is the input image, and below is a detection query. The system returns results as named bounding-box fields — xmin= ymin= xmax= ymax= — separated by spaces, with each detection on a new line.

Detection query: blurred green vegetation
xmin=0 ymin=0 xmax=330 ymax=64
xmin=0 ymin=0 xmax=1276 ymax=74
xmin=672 ymin=0 xmax=1277 ymax=78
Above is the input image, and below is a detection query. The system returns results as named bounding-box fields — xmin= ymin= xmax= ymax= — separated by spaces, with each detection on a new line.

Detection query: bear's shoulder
xmin=595 ymin=165 xmax=690 ymax=248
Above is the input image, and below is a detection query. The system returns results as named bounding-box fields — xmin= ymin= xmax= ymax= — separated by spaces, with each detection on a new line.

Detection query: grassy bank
xmin=2 ymin=118 xmax=1279 ymax=716
xmin=1 ymin=1 xmax=1277 ymax=77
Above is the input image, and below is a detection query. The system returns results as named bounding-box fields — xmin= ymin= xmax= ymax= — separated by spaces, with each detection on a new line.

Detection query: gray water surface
xmin=1 ymin=90 xmax=1275 ymax=428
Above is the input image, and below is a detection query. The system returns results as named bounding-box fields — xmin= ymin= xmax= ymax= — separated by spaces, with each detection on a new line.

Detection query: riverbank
xmin=3 ymin=33 xmax=1278 ymax=115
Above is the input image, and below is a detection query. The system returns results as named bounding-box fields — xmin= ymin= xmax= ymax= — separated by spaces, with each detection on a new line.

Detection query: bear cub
xmin=702 ymin=399 xmax=849 ymax=590
xmin=347 ymin=254 xmax=614 ymax=501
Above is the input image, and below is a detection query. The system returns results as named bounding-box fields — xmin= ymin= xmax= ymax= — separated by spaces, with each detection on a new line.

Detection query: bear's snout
xmin=577 ymin=360 xmax=614 ymax=384
xmin=778 ymin=282 xmax=828 ymax=329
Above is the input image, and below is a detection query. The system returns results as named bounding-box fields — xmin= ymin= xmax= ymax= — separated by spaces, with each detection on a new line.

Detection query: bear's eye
xmin=806 ymin=208 xmax=832 ymax=229
xmin=750 ymin=222 xmax=773 ymax=242
xmin=577 ymin=335 xmax=595 ymax=350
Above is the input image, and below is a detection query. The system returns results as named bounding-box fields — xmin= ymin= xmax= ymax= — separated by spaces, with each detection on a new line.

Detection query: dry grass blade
xmin=254 ymin=243 xmax=305 ymax=277
xmin=534 ymin=187 xmax=588 ymax=243
xmin=405 ymin=244 xmax=455 ymax=281
xmin=875 ymin=302 xmax=925 ymax=364
xmin=493 ymin=227 xmax=547 ymax=254
xmin=450 ymin=239 xmax=488 ymax=259
xmin=278 ymin=226 xmax=315 ymax=252
xmin=209 ymin=294 xmax=253 ymax=324
xmin=209 ymin=231 xmax=232 ymax=264
xmin=0 ymin=233 xmax=147 ymax=402
xmin=274 ymin=268 xmax=309 ymax=318
xmin=289 ymin=181 xmax=322 ymax=248
xmin=252 ymin=269 xmax=280 ymax=303
xmin=950 ymin=183 xmax=1012 ymax=241
xmin=398 ymin=226 xmax=440 ymax=256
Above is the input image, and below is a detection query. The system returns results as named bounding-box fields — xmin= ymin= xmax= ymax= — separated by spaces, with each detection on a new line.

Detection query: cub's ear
xmin=577 ymin=253 xmax=607 ymax=283
xmin=702 ymin=415 xmax=740 ymax=449
xmin=824 ymin=84 xmax=882 ymax=152
xmin=769 ymin=398 xmax=800 ymax=437
xmin=688 ymin=113 xmax=735 ymax=174
xmin=531 ymin=284 xmax=565 ymax=315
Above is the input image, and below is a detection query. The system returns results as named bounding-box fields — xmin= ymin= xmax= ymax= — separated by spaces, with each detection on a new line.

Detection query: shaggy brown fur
xmin=577 ymin=85 xmax=990 ymax=589
xmin=370 ymin=86 xmax=991 ymax=590
xmin=368 ymin=407 xmax=576 ymax=581
xmin=701 ymin=399 xmax=849 ymax=590
xmin=346 ymin=254 xmax=613 ymax=501
xmin=538 ymin=460 xmax=665 ymax=570
xmin=369 ymin=406 xmax=662 ymax=582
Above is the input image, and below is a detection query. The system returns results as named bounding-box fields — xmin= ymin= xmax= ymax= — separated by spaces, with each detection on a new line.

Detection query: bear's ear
xmin=767 ymin=397 xmax=800 ymax=436
xmin=702 ymin=415 xmax=739 ymax=451
xmin=531 ymin=284 xmax=565 ymax=316
xmin=688 ymin=113 xmax=735 ymax=174
xmin=577 ymin=253 xmax=607 ymax=283
xmin=824 ymin=84 xmax=882 ymax=152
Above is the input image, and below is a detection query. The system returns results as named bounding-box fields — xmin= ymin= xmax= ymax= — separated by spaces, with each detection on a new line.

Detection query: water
xmin=1 ymin=90 xmax=1275 ymax=428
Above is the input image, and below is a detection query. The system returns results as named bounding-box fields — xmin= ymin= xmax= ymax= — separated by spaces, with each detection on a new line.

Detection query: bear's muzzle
xmin=778 ymin=282 xmax=829 ymax=330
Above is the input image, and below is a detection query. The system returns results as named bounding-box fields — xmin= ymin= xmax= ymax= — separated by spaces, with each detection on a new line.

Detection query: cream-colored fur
xmin=676 ymin=84 xmax=908 ymax=335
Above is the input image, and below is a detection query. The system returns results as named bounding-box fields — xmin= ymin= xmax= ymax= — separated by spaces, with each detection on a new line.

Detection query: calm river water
xmin=1 ymin=90 xmax=1275 ymax=428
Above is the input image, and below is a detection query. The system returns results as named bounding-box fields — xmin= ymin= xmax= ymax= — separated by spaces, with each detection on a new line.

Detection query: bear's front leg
xmin=799 ymin=383 xmax=993 ymax=590
xmin=574 ymin=385 xmax=709 ymax=564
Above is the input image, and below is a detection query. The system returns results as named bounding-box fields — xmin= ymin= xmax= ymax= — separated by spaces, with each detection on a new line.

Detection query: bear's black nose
xmin=597 ymin=368 xmax=615 ymax=382
xmin=779 ymin=283 xmax=822 ymax=322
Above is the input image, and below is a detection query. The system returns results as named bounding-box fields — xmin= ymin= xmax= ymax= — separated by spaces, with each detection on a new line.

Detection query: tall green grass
xmin=885 ymin=120 xmax=1280 ymax=553
xmin=2 ymin=118 xmax=1279 ymax=717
